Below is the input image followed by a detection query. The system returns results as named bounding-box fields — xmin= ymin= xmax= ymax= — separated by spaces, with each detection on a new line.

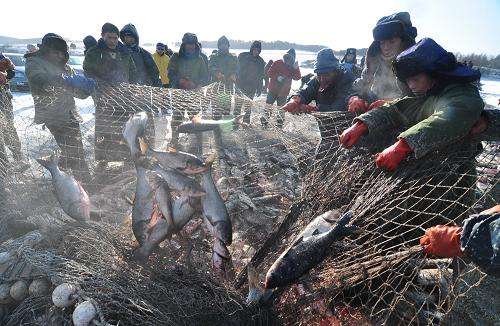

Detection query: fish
xmin=177 ymin=114 xmax=244 ymax=134
xmin=264 ymin=211 xmax=357 ymax=289
xmin=151 ymin=163 xmax=206 ymax=197
xmin=36 ymin=155 xmax=90 ymax=222
xmin=131 ymin=160 xmax=155 ymax=247
xmin=246 ymin=265 xmax=273 ymax=306
xmin=139 ymin=138 xmax=208 ymax=174
xmin=123 ymin=112 xmax=148 ymax=159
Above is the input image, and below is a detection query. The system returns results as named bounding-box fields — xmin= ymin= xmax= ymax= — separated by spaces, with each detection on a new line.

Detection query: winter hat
xmin=217 ymin=36 xmax=230 ymax=50
xmin=182 ymin=33 xmax=198 ymax=45
xmin=393 ymin=38 xmax=480 ymax=82
xmin=285 ymin=48 xmax=296 ymax=63
xmin=83 ymin=35 xmax=97 ymax=51
xmin=101 ymin=23 xmax=119 ymax=35
xmin=314 ymin=48 xmax=340 ymax=74
xmin=156 ymin=43 xmax=166 ymax=50
xmin=40 ymin=33 xmax=68 ymax=53
xmin=373 ymin=12 xmax=417 ymax=43
xmin=250 ymin=41 xmax=262 ymax=53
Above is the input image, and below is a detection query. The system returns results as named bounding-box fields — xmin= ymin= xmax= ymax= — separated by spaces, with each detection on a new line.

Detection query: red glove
xmin=375 ymin=139 xmax=412 ymax=171
xmin=367 ymin=99 xmax=386 ymax=111
xmin=339 ymin=121 xmax=368 ymax=148
xmin=420 ymin=225 xmax=463 ymax=258
xmin=0 ymin=72 xmax=7 ymax=86
xmin=282 ymin=96 xmax=301 ymax=113
xmin=0 ymin=58 xmax=14 ymax=72
xmin=348 ymin=96 xmax=368 ymax=113
xmin=179 ymin=78 xmax=196 ymax=90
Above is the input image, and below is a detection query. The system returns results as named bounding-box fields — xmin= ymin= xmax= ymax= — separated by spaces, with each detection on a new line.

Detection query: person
xmin=26 ymin=44 xmax=38 ymax=54
xmin=25 ymin=33 xmax=96 ymax=183
xmin=341 ymin=48 xmax=361 ymax=77
xmin=420 ymin=204 xmax=499 ymax=277
xmin=168 ymin=33 xmax=209 ymax=90
xmin=283 ymin=48 xmax=354 ymax=113
xmin=0 ymin=53 xmax=29 ymax=171
xmin=237 ymin=41 xmax=265 ymax=99
xmin=339 ymin=38 xmax=484 ymax=172
xmin=120 ymin=24 xmax=161 ymax=87
xmin=152 ymin=43 xmax=170 ymax=87
xmin=262 ymin=49 xmax=301 ymax=128
xmin=349 ymin=12 xmax=418 ymax=114
xmin=263 ymin=60 xmax=274 ymax=94
xmin=168 ymin=33 xmax=209 ymax=147
xmin=83 ymin=23 xmax=137 ymax=166
xmin=209 ymin=36 xmax=238 ymax=88
xmin=83 ymin=35 xmax=97 ymax=55
xmin=165 ymin=45 xmax=174 ymax=58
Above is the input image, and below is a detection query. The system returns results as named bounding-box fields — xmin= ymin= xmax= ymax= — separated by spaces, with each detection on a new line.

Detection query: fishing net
xmin=0 ymin=81 xmax=498 ymax=325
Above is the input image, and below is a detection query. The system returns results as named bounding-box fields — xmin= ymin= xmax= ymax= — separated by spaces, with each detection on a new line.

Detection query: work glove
xmin=282 ymin=96 xmax=301 ymax=113
xmin=277 ymin=75 xmax=285 ymax=83
xmin=339 ymin=121 xmax=368 ymax=148
xmin=215 ymin=71 xmax=224 ymax=81
xmin=0 ymin=72 xmax=7 ymax=86
xmin=348 ymin=96 xmax=368 ymax=113
xmin=367 ymin=99 xmax=386 ymax=111
xmin=179 ymin=78 xmax=196 ymax=90
xmin=62 ymin=74 xmax=97 ymax=96
xmin=0 ymin=58 xmax=14 ymax=72
xmin=420 ymin=225 xmax=463 ymax=258
xmin=375 ymin=138 xmax=412 ymax=171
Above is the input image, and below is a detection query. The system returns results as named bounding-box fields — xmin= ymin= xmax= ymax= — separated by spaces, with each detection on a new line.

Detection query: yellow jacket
xmin=152 ymin=52 xmax=170 ymax=85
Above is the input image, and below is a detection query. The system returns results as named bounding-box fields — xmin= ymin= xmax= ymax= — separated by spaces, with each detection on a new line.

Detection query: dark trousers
xmin=45 ymin=117 xmax=91 ymax=182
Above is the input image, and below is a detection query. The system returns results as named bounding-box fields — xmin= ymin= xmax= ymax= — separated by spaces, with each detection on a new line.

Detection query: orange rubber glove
xmin=420 ymin=225 xmax=463 ymax=258
xmin=339 ymin=121 xmax=368 ymax=148
xmin=348 ymin=96 xmax=368 ymax=113
xmin=375 ymin=138 xmax=412 ymax=171
xmin=282 ymin=96 xmax=301 ymax=113
xmin=367 ymin=99 xmax=386 ymax=111
xmin=0 ymin=58 xmax=14 ymax=72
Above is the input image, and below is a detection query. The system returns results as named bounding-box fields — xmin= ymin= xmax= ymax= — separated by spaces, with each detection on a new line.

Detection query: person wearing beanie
xmin=341 ymin=48 xmax=361 ymax=78
xmin=0 ymin=53 xmax=29 ymax=172
xmin=83 ymin=35 xmax=97 ymax=55
xmin=237 ymin=40 xmax=265 ymax=100
xmin=83 ymin=23 xmax=137 ymax=167
xmin=340 ymin=38 xmax=484 ymax=172
xmin=153 ymin=43 xmax=170 ymax=87
xmin=167 ymin=32 xmax=209 ymax=147
xmin=120 ymin=24 xmax=161 ymax=87
xmin=349 ymin=12 xmax=418 ymax=113
xmin=25 ymin=33 xmax=97 ymax=183
xmin=262 ymin=48 xmax=301 ymax=128
xmin=284 ymin=48 xmax=354 ymax=114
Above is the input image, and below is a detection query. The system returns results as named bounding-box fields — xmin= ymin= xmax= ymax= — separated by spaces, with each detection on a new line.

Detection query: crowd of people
xmin=0 ymin=11 xmax=498 ymax=276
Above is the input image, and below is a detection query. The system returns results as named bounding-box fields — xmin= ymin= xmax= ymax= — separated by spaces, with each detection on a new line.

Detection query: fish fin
xmin=118 ymin=139 xmax=126 ymax=145
xmin=204 ymin=153 xmax=217 ymax=166
xmin=234 ymin=114 xmax=245 ymax=125
xmin=221 ymin=192 xmax=229 ymax=202
xmin=124 ymin=194 xmax=134 ymax=206
xmin=167 ymin=147 xmax=177 ymax=153
xmin=191 ymin=114 xmax=202 ymax=124
xmin=139 ymin=137 xmax=149 ymax=155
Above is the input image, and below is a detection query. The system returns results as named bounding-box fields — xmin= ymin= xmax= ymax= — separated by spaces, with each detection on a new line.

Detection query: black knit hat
xmin=40 ymin=33 xmax=68 ymax=53
xmin=101 ymin=22 xmax=119 ymax=35
xmin=182 ymin=33 xmax=198 ymax=45
xmin=250 ymin=40 xmax=262 ymax=52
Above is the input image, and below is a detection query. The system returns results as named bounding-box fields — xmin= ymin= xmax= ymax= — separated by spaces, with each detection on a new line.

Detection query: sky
xmin=3 ymin=0 xmax=500 ymax=55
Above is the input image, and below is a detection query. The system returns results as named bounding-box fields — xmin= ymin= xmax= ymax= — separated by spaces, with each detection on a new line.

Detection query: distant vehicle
xmin=3 ymin=53 xmax=29 ymax=92
xmin=4 ymin=53 xmax=85 ymax=92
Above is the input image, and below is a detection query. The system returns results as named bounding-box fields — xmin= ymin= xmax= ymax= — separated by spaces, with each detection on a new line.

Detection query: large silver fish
xmin=123 ymin=112 xmax=148 ymax=159
xmin=177 ymin=114 xmax=244 ymax=134
xmin=151 ymin=163 xmax=205 ymax=197
xmin=139 ymin=138 xmax=208 ymax=174
xmin=36 ymin=155 xmax=90 ymax=222
xmin=264 ymin=211 xmax=356 ymax=289
xmin=132 ymin=161 xmax=155 ymax=247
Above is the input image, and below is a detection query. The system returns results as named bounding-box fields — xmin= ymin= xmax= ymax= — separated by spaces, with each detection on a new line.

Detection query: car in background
xmin=4 ymin=53 xmax=85 ymax=92
xmin=4 ymin=53 xmax=29 ymax=92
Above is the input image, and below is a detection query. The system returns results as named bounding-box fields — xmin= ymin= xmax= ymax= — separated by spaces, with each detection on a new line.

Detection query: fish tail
xmin=36 ymin=154 xmax=59 ymax=173
xmin=139 ymin=137 xmax=149 ymax=156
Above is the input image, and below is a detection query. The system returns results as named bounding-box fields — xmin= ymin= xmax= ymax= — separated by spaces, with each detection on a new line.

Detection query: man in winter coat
xmin=209 ymin=36 xmax=238 ymax=87
xmin=262 ymin=49 xmax=301 ymax=128
xmin=83 ymin=23 xmax=138 ymax=166
xmin=349 ymin=12 xmax=418 ymax=113
xmin=83 ymin=35 xmax=97 ymax=55
xmin=340 ymin=38 xmax=484 ymax=172
xmin=153 ymin=43 xmax=170 ymax=87
xmin=168 ymin=33 xmax=209 ymax=90
xmin=341 ymin=48 xmax=361 ymax=78
xmin=237 ymin=41 xmax=265 ymax=99
xmin=0 ymin=53 xmax=28 ymax=171
xmin=168 ymin=33 xmax=209 ymax=147
xmin=283 ymin=48 xmax=354 ymax=113
xmin=120 ymin=24 xmax=161 ymax=87
xmin=25 ymin=33 xmax=96 ymax=183
xmin=420 ymin=204 xmax=499 ymax=278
